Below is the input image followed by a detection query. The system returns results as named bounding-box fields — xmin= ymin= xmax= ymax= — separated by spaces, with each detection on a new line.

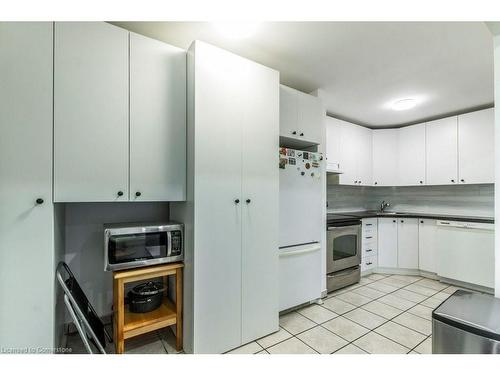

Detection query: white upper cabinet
xmin=338 ymin=121 xmax=359 ymax=185
xmin=335 ymin=120 xmax=372 ymax=185
xmin=279 ymin=85 xmax=298 ymax=139
xmin=297 ymin=90 xmax=324 ymax=144
xmin=356 ymin=125 xmax=373 ymax=186
xmin=397 ymin=218 xmax=419 ymax=269
xmin=458 ymin=108 xmax=494 ymax=184
xmin=325 ymin=116 xmax=342 ymax=172
xmin=426 ymin=117 xmax=458 ymax=185
xmin=54 ymin=22 xmax=129 ymax=202
xmin=129 ymin=33 xmax=186 ymax=201
xmin=372 ymin=129 xmax=398 ymax=186
xmin=279 ymin=85 xmax=322 ymax=144
xmin=398 ymin=123 xmax=426 ymax=186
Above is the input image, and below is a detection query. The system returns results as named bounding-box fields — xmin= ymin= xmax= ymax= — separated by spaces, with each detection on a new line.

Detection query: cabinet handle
xmin=374 ymin=182 xmax=378 ymax=185
xmin=300 ymin=132 xmax=304 ymax=136
xmin=117 ymin=191 xmax=124 ymax=197
xmin=36 ymin=198 xmax=44 ymax=205
xmin=365 ymin=236 xmax=373 ymax=239
xmin=246 ymin=199 xmax=251 ymax=204
xmin=366 ymin=249 xmax=372 ymax=252
xmin=460 ymin=179 xmax=465 ymax=183
xmin=366 ymin=262 xmax=373 ymax=265
xmin=401 ymin=220 xmax=404 ymax=223
xmin=292 ymin=131 xmax=297 ymax=135
xmin=135 ymin=191 xmax=141 ymax=197
xmin=451 ymin=179 xmax=455 ymax=183
xmin=365 ymin=223 xmax=373 ymax=226
xmin=420 ymin=220 xmax=424 ymax=224
xmin=359 ymin=181 xmax=362 ymax=184
xmin=354 ymin=180 xmax=358 ymax=184
xmin=419 ymin=181 xmax=423 ymax=184
xmin=393 ymin=220 xmax=396 ymax=223
xmin=234 ymin=199 xmax=240 ymax=204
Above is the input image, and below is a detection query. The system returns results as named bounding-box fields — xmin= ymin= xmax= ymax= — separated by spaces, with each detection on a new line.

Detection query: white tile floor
xmin=65 ymin=273 xmax=457 ymax=354
xmin=228 ymin=273 xmax=455 ymax=354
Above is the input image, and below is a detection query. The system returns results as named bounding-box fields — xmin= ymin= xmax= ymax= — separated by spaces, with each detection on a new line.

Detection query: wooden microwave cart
xmin=113 ymin=262 xmax=183 ymax=354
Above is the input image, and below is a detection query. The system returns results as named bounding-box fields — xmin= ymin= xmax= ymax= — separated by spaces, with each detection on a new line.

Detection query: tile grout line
xmin=318 ymin=275 xmax=440 ymax=352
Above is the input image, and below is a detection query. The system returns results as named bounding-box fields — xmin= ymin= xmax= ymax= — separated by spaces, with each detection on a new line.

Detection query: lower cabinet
xmin=377 ymin=218 xmax=398 ymax=268
xmin=378 ymin=218 xmax=418 ymax=270
xmin=397 ymin=218 xmax=419 ymax=269
xmin=361 ymin=218 xmax=378 ymax=271
xmin=418 ymin=219 xmax=437 ymax=273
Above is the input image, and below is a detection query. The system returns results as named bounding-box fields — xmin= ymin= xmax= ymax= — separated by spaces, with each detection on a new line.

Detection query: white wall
xmin=63 ymin=202 xmax=170 ymax=317
xmin=494 ymin=35 xmax=500 ymax=298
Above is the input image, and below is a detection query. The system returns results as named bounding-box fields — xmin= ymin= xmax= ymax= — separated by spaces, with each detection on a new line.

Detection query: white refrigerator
xmin=279 ymin=147 xmax=323 ymax=311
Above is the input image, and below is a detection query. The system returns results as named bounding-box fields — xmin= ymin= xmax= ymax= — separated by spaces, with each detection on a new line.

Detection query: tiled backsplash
xmin=327 ymin=177 xmax=494 ymax=217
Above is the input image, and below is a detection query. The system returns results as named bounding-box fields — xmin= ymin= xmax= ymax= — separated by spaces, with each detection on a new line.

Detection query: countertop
xmin=327 ymin=210 xmax=494 ymax=224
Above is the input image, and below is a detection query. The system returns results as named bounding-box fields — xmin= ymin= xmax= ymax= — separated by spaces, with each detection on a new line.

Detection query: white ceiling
xmin=112 ymin=22 xmax=494 ymax=128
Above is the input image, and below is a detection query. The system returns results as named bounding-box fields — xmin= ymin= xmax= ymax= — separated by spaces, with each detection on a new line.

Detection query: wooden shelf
xmin=123 ymin=298 xmax=177 ymax=339
xmin=113 ymin=262 xmax=183 ymax=353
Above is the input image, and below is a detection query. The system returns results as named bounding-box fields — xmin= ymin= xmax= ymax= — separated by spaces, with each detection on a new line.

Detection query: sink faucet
xmin=380 ymin=200 xmax=390 ymax=212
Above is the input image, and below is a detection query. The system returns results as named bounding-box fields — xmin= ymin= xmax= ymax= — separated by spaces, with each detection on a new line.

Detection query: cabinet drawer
xmin=361 ymin=256 xmax=377 ymax=271
xmin=362 ymin=217 xmax=377 ymax=229
xmin=362 ymin=247 xmax=377 ymax=259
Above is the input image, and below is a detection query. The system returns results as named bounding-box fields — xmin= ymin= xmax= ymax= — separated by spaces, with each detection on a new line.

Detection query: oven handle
xmin=328 ymin=224 xmax=361 ymax=231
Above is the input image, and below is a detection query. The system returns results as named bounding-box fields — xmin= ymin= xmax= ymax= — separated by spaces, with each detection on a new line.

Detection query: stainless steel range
xmin=326 ymin=214 xmax=362 ymax=292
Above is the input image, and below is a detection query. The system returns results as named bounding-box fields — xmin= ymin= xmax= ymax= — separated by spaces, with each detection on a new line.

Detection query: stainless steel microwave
xmin=104 ymin=222 xmax=184 ymax=271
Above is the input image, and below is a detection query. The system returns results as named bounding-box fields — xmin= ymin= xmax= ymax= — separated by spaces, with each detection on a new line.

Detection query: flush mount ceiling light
xmin=213 ymin=22 xmax=259 ymax=39
xmin=391 ymin=98 xmax=418 ymax=111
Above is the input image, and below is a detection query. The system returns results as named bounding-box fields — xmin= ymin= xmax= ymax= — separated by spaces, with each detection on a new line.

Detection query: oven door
xmin=327 ymin=222 xmax=361 ymax=273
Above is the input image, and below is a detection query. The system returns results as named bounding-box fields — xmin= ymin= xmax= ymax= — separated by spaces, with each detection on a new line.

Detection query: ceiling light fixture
xmin=391 ymin=98 xmax=417 ymax=111
xmin=213 ymin=22 xmax=259 ymax=39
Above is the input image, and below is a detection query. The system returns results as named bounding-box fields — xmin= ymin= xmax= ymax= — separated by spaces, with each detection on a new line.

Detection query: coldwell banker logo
xmin=1 ymin=347 xmax=72 ymax=354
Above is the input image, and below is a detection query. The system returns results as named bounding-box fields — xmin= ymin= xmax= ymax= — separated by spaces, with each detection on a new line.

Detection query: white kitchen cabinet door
xmin=377 ymin=218 xmax=398 ymax=268
xmin=458 ymin=108 xmax=494 ymax=184
xmin=418 ymin=219 xmax=437 ymax=273
xmin=397 ymin=218 xmax=419 ymax=269
xmin=241 ymin=58 xmax=279 ymax=343
xmin=356 ymin=125 xmax=373 ymax=186
xmin=0 ymin=22 xmax=55 ymax=349
xmin=191 ymin=42 xmax=244 ymax=353
xmin=54 ymin=22 xmax=129 ymax=202
xmin=297 ymin=91 xmax=323 ymax=144
xmin=426 ymin=117 xmax=458 ymax=185
xmin=398 ymin=123 xmax=426 ymax=186
xmin=338 ymin=122 xmax=359 ymax=185
xmin=279 ymin=85 xmax=298 ymax=139
xmin=372 ymin=129 xmax=398 ymax=186
xmin=325 ymin=116 xmax=342 ymax=172
xmin=130 ymin=33 xmax=186 ymax=201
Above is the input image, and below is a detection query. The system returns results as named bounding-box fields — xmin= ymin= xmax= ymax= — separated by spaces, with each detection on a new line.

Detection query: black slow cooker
xmin=127 ymin=281 xmax=164 ymax=313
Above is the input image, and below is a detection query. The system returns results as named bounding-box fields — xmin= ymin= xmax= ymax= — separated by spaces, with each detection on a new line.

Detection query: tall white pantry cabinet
xmin=171 ymin=41 xmax=280 ymax=354
xmin=0 ymin=22 xmax=56 ymax=349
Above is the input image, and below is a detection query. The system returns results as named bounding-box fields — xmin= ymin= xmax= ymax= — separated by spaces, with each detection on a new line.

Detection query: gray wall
xmin=327 ymin=177 xmax=494 ymax=217
xmin=63 ymin=202 xmax=170 ymax=317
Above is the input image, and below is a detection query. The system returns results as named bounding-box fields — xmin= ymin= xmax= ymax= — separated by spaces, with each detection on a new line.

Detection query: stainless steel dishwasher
xmin=432 ymin=290 xmax=500 ymax=353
